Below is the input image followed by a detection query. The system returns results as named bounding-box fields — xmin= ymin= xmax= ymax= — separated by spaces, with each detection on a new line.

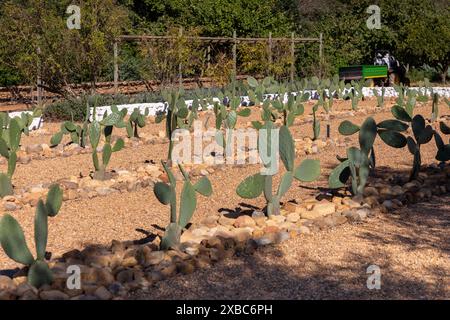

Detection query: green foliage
xmin=50 ymin=103 xmax=91 ymax=147
xmin=345 ymin=81 xmax=364 ymax=111
xmin=156 ymin=88 xmax=202 ymax=163
xmin=434 ymin=121 xmax=450 ymax=162
xmin=0 ymin=185 xmax=63 ymax=288
xmin=0 ymin=113 xmax=37 ymax=197
xmin=126 ymin=108 xmax=149 ymax=138
xmin=389 ymin=105 xmax=436 ymax=180
xmin=0 ymin=0 xmax=130 ymax=93
xmin=90 ymin=107 xmax=127 ymax=180
xmin=236 ymin=122 xmax=320 ymax=216
xmin=312 ymin=104 xmax=320 ymax=141
xmin=212 ymin=79 xmax=252 ymax=154
xmin=373 ymin=87 xmax=386 ymax=108
xmin=331 ymin=116 xmax=409 ymax=195
xmin=154 ymin=162 xmax=212 ymax=250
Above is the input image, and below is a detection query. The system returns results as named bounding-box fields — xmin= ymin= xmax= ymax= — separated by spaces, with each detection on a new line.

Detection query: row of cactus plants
xmin=0 ymin=76 xmax=448 ymax=291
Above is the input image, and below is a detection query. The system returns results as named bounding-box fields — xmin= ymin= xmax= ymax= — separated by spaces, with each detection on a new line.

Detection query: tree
xmin=0 ymin=0 xmax=130 ymax=95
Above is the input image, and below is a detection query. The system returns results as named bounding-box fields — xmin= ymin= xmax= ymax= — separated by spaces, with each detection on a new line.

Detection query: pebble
xmin=0 ymin=276 xmax=15 ymax=291
xmin=234 ymin=215 xmax=256 ymax=228
xmin=94 ymin=286 xmax=113 ymax=300
xmin=39 ymin=290 xmax=69 ymax=300
xmin=218 ymin=215 xmax=235 ymax=226
xmin=286 ymin=212 xmax=300 ymax=223
xmin=3 ymin=202 xmax=18 ymax=211
xmin=145 ymin=251 xmax=165 ymax=266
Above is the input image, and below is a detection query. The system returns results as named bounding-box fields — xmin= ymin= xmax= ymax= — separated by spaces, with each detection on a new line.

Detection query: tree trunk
xmin=442 ymin=64 xmax=448 ymax=84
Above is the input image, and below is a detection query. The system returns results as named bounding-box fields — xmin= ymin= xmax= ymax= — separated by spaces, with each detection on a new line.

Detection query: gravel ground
xmin=133 ymin=195 xmax=450 ymax=300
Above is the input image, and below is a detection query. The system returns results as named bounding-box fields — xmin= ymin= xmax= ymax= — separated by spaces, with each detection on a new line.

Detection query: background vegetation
xmin=0 ymin=0 xmax=448 ymax=92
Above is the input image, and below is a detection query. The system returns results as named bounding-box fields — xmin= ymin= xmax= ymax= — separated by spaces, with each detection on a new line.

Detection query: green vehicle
xmin=338 ymin=65 xmax=388 ymax=87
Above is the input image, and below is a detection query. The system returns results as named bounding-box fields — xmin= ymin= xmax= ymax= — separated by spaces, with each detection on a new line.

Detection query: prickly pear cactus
xmin=389 ymin=105 xmax=435 ymax=181
xmin=126 ymin=107 xmax=149 ymax=138
xmin=434 ymin=122 xmax=450 ymax=163
xmin=90 ymin=108 xmax=126 ymax=180
xmin=331 ymin=116 xmax=408 ymax=195
xmin=156 ymin=89 xmax=203 ymax=164
xmin=154 ymin=162 xmax=213 ymax=250
xmin=50 ymin=103 xmax=91 ymax=147
xmin=0 ymin=185 xmax=63 ymax=288
xmin=236 ymin=123 xmax=320 ymax=216
xmin=0 ymin=117 xmax=24 ymax=197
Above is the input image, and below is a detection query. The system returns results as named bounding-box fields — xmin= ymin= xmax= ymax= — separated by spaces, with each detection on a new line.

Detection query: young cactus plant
xmin=236 ymin=122 xmax=321 ymax=216
xmin=126 ymin=107 xmax=149 ymax=138
xmin=213 ymin=89 xmax=251 ymax=155
xmin=312 ymin=104 xmax=320 ymax=141
xmin=434 ymin=122 xmax=450 ymax=163
xmin=0 ymin=118 xmax=23 ymax=197
xmin=331 ymin=116 xmax=408 ymax=195
xmin=154 ymin=162 xmax=212 ymax=250
xmin=156 ymin=89 xmax=199 ymax=165
xmin=373 ymin=87 xmax=386 ymax=108
xmin=90 ymin=108 xmax=126 ymax=180
xmin=271 ymin=89 xmax=306 ymax=127
xmin=50 ymin=102 xmax=91 ymax=147
xmin=390 ymin=105 xmax=434 ymax=180
xmin=0 ymin=185 xmax=63 ymax=288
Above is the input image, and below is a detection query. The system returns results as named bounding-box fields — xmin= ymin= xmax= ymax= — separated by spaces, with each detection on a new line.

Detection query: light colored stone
xmin=3 ymin=202 xmax=18 ymax=211
xmin=145 ymin=251 xmax=165 ymax=266
xmin=382 ymin=200 xmax=394 ymax=210
xmin=251 ymin=211 xmax=266 ymax=226
xmin=0 ymin=276 xmax=15 ymax=291
xmin=269 ymin=215 xmax=286 ymax=224
xmin=286 ymin=212 xmax=300 ymax=223
xmin=364 ymin=186 xmax=379 ymax=197
xmin=342 ymin=198 xmax=361 ymax=209
xmin=232 ymin=227 xmax=253 ymax=242
xmin=218 ymin=215 xmax=235 ymax=226
xmin=283 ymin=202 xmax=299 ymax=213
xmin=122 ymin=256 xmax=138 ymax=268
xmin=311 ymin=201 xmax=336 ymax=216
xmin=234 ymin=215 xmax=256 ymax=228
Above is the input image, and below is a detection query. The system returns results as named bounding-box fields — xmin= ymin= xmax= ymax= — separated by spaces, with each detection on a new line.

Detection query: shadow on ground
xmin=131 ymin=191 xmax=449 ymax=300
